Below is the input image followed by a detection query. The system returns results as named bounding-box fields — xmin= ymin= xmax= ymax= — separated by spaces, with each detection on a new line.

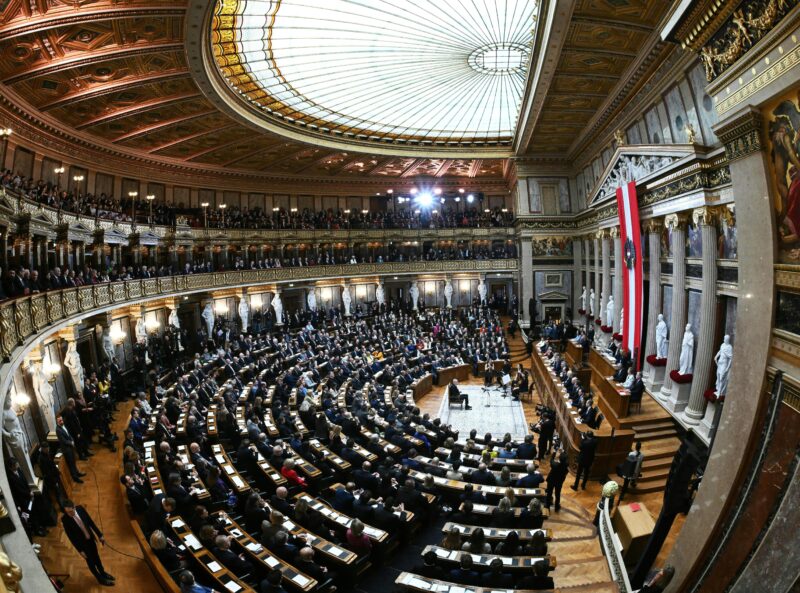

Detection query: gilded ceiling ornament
xmin=614 ymin=129 xmax=626 ymax=146
xmin=685 ymin=123 xmax=697 ymax=144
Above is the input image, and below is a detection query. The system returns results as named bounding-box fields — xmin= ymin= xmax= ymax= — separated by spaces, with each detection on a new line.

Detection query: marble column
xmin=572 ymin=238 xmax=583 ymax=320
xmin=593 ymin=236 xmax=601 ymax=322
xmin=599 ymin=230 xmax=611 ymax=346
xmin=684 ymin=207 xmax=719 ymax=425
xmin=583 ymin=237 xmax=591 ymax=316
xmin=519 ymin=238 xmax=533 ymax=328
xmin=661 ymin=214 xmax=688 ymax=404
xmin=643 ymin=218 xmax=663 ymax=383
xmin=612 ymin=228 xmax=622 ymax=334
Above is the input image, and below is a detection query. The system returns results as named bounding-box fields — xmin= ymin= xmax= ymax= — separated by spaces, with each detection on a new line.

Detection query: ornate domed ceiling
xmin=0 ymin=0 xmax=675 ymax=181
xmin=210 ymin=0 xmax=539 ymax=150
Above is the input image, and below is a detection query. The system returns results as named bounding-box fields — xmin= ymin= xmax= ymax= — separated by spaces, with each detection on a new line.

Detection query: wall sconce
xmin=145 ymin=318 xmax=160 ymax=333
xmin=215 ymin=301 xmax=229 ymax=315
xmin=11 ymin=392 xmax=30 ymax=416
xmin=73 ymin=175 xmax=84 ymax=183
xmin=44 ymin=360 xmax=61 ymax=384
xmin=110 ymin=326 xmax=126 ymax=344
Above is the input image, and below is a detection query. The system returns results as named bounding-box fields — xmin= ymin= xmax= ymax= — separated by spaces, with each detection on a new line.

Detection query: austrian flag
xmin=615 ymin=180 xmax=643 ymax=370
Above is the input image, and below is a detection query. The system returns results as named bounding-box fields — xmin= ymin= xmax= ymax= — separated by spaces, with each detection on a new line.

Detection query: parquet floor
xmin=34 ymin=400 xmax=162 ymax=593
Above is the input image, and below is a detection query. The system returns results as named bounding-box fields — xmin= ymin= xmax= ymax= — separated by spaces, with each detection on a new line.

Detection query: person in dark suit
xmin=571 ymin=431 xmax=598 ymax=491
xmin=629 ymin=371 xmax=645 ymax=404
xmin=448 ymin=379 xmax=471 ymax=409
xmin=55 ymin=416 xmax=85 ymax=482
xmin=517 ymin=559 xmax=555 ymax=590
xmin=546 ymin=451 xmax=569 ymax=512
xmin=121 ymin=474 xmax=150 ymax=514
xmin=61 ymin=500 xmax=115 ymax=586
xmin=214 ymin=535 xmax=254 ymax=575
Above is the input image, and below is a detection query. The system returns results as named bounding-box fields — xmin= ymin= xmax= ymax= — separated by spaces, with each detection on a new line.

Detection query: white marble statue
xmin=410 ymin=282 xmax=420 ymax=311
xmin=478 ymin=279 xmax=487 ymax=305
xmin=272 ymin=293 xmax=283 ymax=325
xmin=656 ymin=314 xmax=669 ymax=359
xmin=714 ymin=335 xmax=733 ymax=395
xmin=342 ymin=285 xmax=352 ymax=317
xmin=239 ymin=297 xmax=250 ymax=332
xmin=606 ymin=295 xmax=615 ymax=327
xmin=64 ymin=341 xmax=84 ymax=392
xmin=307 ymin=290 xmax=317 ymax=312
xmin=580 ymin=286 xmax=587 ymax=312
xmin=2 ymin=396 xmax=35 ymax=486
xmin=678 ymin=324 xmax=694 ymax=375
xmin=168 ymin=307 xmax=183 ymax=351
xmin=376 ymin=283 xmax=385 ymax=307
xmin=201 ymin=303 xmax=215 ymax=336
xmin=135 ymin=316 xmax=147 ymax=344
xmin=101 ymin=327 xmax=115 ymax=362
xmin=589 ymin=288 xmax=596 ymax=317
xmin=31 ymin=360 xmax=56 ymax=434
xmin=444 ymin=279 xmax=453 ymax=309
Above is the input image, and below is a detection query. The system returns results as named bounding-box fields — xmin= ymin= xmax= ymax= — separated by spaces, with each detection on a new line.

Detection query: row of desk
xmin=531 ymin=350 xmax=634 ymax=479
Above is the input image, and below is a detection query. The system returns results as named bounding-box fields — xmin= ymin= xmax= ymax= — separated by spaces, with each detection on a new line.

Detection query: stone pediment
xmin=588 ymin=145 xmax=699 ymax=206
xmin=539 ymin=290 xmax=569 ymax=301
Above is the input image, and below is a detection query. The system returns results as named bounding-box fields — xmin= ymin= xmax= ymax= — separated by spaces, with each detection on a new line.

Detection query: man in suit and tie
xmin=448 ymin=379 xmax=471 ymax=410
xmin=629 ymin=371 xmax=645 ymax=405
xmin=55 ymin=415 xmax=85 ymax=483
xmin=61 ymin=500 xmax=115 ymax=586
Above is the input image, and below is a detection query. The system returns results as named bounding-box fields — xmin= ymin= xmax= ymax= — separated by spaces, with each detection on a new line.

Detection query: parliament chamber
xmin=0 ymin=1 xmax=799 ymax=592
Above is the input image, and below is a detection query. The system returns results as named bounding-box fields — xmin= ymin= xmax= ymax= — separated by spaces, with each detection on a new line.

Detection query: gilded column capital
xmin=643 ymin=217 xmax=664 ymax=235
xmin=595 ymin=228 xmax=609 ymax=240
xmin=664 ymin=213 xmax=689 ymax=231
xmin=715 ymin=108 xmax=763 ymax=163
xmin=692 ymin=206 xmax=719 ymax=227
xmin=608 ymin=226 xmax=620 ymax=239
xmin=0 ymin=549 xmax=22 ymax=593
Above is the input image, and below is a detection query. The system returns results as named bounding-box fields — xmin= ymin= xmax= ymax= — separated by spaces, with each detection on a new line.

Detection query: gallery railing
xmin=0 ymin=259 xmax=518 ymax=361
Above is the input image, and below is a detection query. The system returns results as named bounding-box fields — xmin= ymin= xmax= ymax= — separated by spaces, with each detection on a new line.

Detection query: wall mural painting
xmin=766 ymin=87 xmax=800 ymax=263
xmin=687 ymin=289 xmax=702 ymax=366
xmin=531 ymin=237 xmax=573 ymax=257
xmin=661 ymin=225 xmax=673 ymax=257
xmin=662 ymin=285 xmax=674 ymax=332
xmin=775 ymin=291 xmax=800 ymax=335
xmin=717 ymin=207 xmax=738 ymax=260
xmin=687 ymin=222 xmax=703 ymax=258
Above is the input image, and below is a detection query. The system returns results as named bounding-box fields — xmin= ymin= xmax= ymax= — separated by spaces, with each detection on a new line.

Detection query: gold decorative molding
xmin=715 ymin=108 xmax=764 ymax=162
xmin=0 ymin=549 xmax=22 ymax=593
xmin=643 ymin=217 xmax=664 ymax=235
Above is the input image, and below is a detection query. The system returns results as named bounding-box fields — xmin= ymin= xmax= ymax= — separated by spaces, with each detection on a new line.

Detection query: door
xmin=544 ymin=305 xmax=563 ymax=323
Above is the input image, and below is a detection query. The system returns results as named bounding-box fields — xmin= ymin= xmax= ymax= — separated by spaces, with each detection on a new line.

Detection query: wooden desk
xmin=411 ymin=373 xmax=433 ymax=400
xmin=422 ymin=545 xmax=555 ymax=573
xmin=308 ymin=438 xmax=351 ymax=472
xmin=407 ymin=469 xmax=544 ymax=501
xmin=435 ymin=364 xmax=471 ymax=386
xmin=613 ymin=503 xmax=655 ymax=566
xmin=168 ymin=516 xmax=256 ymax=593
xmin=443 ymin=523 xmax=551 ymax=541
xmin=211 ymin=443 xmax=251 ymax=495
xmin=458 ymin=502 xmax=549 ymax=520
xmin=565 ymin=339 xmax=583 ymax=368
xmin=294 ymin=493 xmax=388 ymax=543
xmin=396 ymin=572 xmax=551 ymax=593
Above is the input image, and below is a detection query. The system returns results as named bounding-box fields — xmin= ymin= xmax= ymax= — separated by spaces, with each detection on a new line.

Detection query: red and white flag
xmin=616 ymin=180 xmax=644 ymax=369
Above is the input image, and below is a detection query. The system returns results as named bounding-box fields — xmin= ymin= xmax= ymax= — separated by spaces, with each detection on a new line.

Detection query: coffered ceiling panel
xmin=0 ymin=0 xmax=676 ymax=179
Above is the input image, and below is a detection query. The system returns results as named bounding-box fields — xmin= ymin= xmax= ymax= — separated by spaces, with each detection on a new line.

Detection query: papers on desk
xmin=215 ymin=454 xmax=226 ymax=464
xmin=434 ymin=548 xmax=449 ymax=558
xmin=264 ymin=555 xmax=279 ymax=568
xmin=184 ymin=534 xmax=202 ymax=550
xmin=229 ymin=528 xmax=242 ymax=537
xmin=206 ymin=561 xmax=222 ymax=573
xmin=232 ymin=476 xmax=245 ymax=489
xmin=328 ymin=545 xmax=345 ymax=557
xmin=404 ymin=575 xmax=431 ymax=589
xmin=223 ymin=581 xmax=241 ymax=593
xmin=224 ymin=464 xmax=235 ymax=474
xmin=245 ymin=542 xmax=262 ymax=553
xmin=292 ymin=574 xmax=310 ymax=587
xmin=171 ymin=518 xmax=185 ymax=528
xmin=501 ymin=556 xmax=512 ymax=565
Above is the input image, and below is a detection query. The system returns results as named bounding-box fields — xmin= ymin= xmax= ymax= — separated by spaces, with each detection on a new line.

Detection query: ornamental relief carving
xmin=591 ymin=154 xmax=681 ymax=205
xmin=699 ymin=0 xmax=798 ymax=81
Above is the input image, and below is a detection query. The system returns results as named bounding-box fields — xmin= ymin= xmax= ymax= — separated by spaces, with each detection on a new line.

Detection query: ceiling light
xmin=467 ymin=194 xmax=475 ymax=203
xmin=454 ymin=197 xmax=461 ymax=202
xmin=410 ymin=188 xmax=418 ymax=195
xmin=433 ymin=188 xmax=442 ymax=195
xmin=458 ymin=188 xmax=465 ymax=194
xmin=417 ymin=193 xmax=433 ymax=207
xmin=387 ymin=189 xmax=393 ymax=194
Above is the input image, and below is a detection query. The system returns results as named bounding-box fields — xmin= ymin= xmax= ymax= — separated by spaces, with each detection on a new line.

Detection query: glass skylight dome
xmin=211 ymin=0 xmax=539 ymax=148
